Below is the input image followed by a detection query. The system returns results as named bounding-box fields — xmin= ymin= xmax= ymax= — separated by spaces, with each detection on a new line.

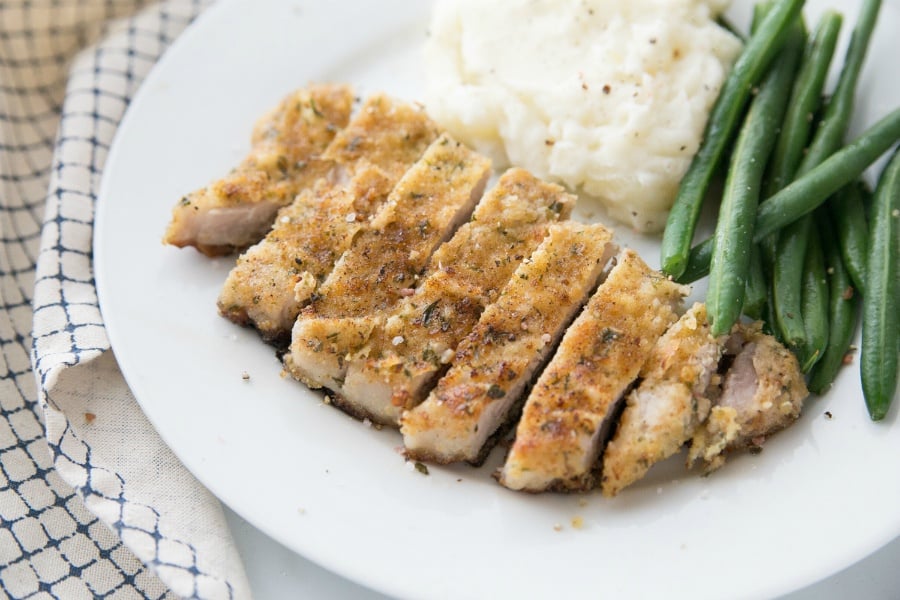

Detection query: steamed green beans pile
xmin=660 ymin=0 xmax=900 ymax=420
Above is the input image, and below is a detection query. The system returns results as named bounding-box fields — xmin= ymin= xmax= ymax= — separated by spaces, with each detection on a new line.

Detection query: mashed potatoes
xmin=424 ymin=0 xmax=742 ymax=232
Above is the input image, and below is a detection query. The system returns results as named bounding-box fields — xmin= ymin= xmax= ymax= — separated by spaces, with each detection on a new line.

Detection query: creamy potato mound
xmin=425 ymin=0 xmax=742 ymax=232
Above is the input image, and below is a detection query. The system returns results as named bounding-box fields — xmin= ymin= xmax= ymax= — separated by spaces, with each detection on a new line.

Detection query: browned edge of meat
xmin=282 ymin=317 xmax=374 ymax=391
xmin=163 ymin=84 xmax=354 ymax=255
xmin=216 ymin=95 xmax=441 ymax=343
xmin=688 ymin=321 xmax=808 ymax=473
xmin=401 ymin=222 xmax=617 ymax=465
xmin=339 ymin=168 xmax=577 ymax=426
xmin=283 ymin=134 xmax=491 ymax=392
xmin=498 ymin=249 xmax=687 ymax=493
xmin=600 ymin=302 xmax=724 ymax=497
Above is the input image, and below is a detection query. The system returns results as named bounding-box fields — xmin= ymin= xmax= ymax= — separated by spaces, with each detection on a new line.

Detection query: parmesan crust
xmin=284 ymin=134 xmax=491 ymax=390
xmin=341 ymin=169 xmax=576 ymax=425
xmin=402 ymin=221 xmax=615 ymax=464
xmin=499 ymin=250 xmax=686 ymax=492
xmin=164 ymin=84 xmax=354 ymax=255
xmin=600 ymin=303 xmax=723 ymax=497
xmin=217 ymin=95 xmax=440 ymax=342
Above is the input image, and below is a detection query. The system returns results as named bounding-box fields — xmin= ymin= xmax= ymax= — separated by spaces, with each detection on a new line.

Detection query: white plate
xmin=94 ymin=1 xmax=900 ymax=598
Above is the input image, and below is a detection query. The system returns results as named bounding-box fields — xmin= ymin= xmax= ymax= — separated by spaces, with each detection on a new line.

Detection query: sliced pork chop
xmin=499 ymin=250 xmax=687 ymax=493
xmin=341 ymin=169 xmax=575 ymax=426
xmin=401 ymin=222 xmax=616 ymax=464
xmin=600 ymin=303 xmax=723 ymax=497
xmin=688 ymin=321 xmax=808 ymax=472
xmin=164 ymin=84 xmax=353 ymax=255
xmin=284 ymin=134 xmax=491 ymax=391
xmin=216 ymin=94 xmax=440 ymax=343
xmin=285 ymin=317 xmax=376 ymax=404
xmin=216 ymin=167 xmax=393 ymax=343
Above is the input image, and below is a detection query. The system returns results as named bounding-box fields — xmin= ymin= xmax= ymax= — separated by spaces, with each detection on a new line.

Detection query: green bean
xmin=772 ymin=214 xmax=811 ymax=357
xmin=743 ymin=245 xmax=768 ymax=320
xmin=861 ymin=147 xmax=900 ymax=421
xmin=808 ymin=212 xmax=860 ymax=394
xmin=759 ymin=13 xmax=840 ymax=268
xmin=679 ymin=238 xmax=713 ymax=284
xmin=751 ymin=2 xmax=770 ymax=33
xmin=682 ymin=0 xmax=889 ymax=284
xmin=764 ymin=278 xmax=784 ymax=343
xmin=660 ymin=0 xmax=805 ymax=279
xmin=772 ymin=217 xmax=809 ymax=355
xmin=707 ymin=17 xmax=804 ymax=336
xmin=677 ymin=107 xmax=900 ymax=282
xmin=799 ymin=225 xmax=829 ymax=371
xmin=763 ymin=11 xmax=842 ymax=198
xmin=717 ymin=14 xmax=747 ymax=43
xmin=753 ymin=108 xmax=900 ymax=237
xmin=799 ymin=0 xmax=881 ymax=176
xmin=862 ymin=179 xmax=875 ymax=221
xmin=772 ymin=1 xmax=879 ymax=367
xmin=756 ymin=134 xmax=878 ymax=242
xmin=829 ymin=182 xmax=869 ymax=295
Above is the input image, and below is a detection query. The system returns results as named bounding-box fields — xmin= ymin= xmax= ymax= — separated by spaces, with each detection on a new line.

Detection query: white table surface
xmin=224 ymin=506 xmax=900 ymax=599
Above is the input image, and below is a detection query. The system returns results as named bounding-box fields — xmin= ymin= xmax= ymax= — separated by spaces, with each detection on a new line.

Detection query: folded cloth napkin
xmin=1 ymin=1 xmax=252 ymax=598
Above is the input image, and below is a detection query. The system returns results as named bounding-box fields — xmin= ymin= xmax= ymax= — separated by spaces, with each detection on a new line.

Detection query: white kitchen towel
xmin=2 ymin=1 xmax=251 ymax=598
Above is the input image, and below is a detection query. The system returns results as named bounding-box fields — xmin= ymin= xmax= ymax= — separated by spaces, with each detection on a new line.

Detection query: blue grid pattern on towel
xmin=0 ymin=2 xmax=220 ymax=597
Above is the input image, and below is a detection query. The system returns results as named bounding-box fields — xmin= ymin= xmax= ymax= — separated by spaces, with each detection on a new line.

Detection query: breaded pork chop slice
xmin=600 ymin=303 xmax=723 ymax=497
xmin=217 ymin=96 xmax=440 ymax=343
xmin=499 ymin=250 xmax=687 ymax=493
xmin=284 ymin=134 xmax=491 ymax=392
xmin=216 ymin=167 xmax=393 ymax=344
xmin=340 ymin=168 xmax=575 ymax=426
xmin=164 ymin=84 xmax=353 ymax=255
xmin=401 ymin=222 xmax=616 ymax=464
xmin=688 ymin=321 xmax=808 ymax=472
